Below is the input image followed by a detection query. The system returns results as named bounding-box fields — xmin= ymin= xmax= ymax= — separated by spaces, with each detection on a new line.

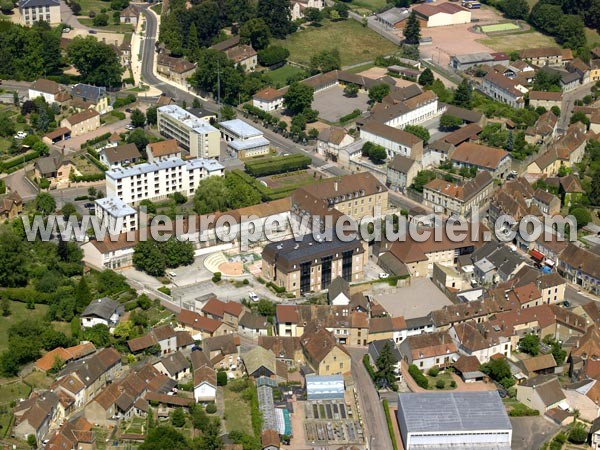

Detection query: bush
xmin=212 ymin=272 xmax=222 ymax=283
xmin=382 ymin=399 xmax=399 ymax=450
xmin=80 ymin=132 xmax=112 ymax=150
xmin=568 ymin=423 xmax=588 ymax=444
xmin=339 ymin=108 xmax=361 ymax=123
xmin=450 ymin=380 xmax=456 ymax=388
xmin=217 ymin=370 xmax=228 ymax=386
xmin=244 ymin=154 xmax=311 ymax=177
xmin=508 ymin=403 xmax=539 ymax=416
xmin=408 ymin=364 xmax=428 ymax=389
xmin=113 ymin=94 xmax=136 ymax=109
xmin=205 ymin=403 xmax=217 ymax=414
xmin=363 ymin=354 xmax=376 ymax=380
xmin=435 ymin=379 xmax=445 ymax=389
xmin=111 ymin=110 xmax=126 ymax=120
xmin=157 ymin=286 xmax=171 ymax=295
xmin=427 ymin=366 xmax=439 ymax=377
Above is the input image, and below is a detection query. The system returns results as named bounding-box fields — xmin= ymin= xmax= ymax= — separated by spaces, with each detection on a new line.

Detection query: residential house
xmin=367 ymin=316 xmax=409 ymax=344
xmin=177 ymin=309 xmax=234 ymax=341
xmin=532 ymin=189 xmax=561 ymax=216
xmin=422 ymin=171 xmax=494 ymax=217
xmin=488 ymin=177 xmax=542 ymax=229
xmin=99 ymin=143 xmax=142 ymax=167
xmin=45 ymin=416 xmax=96 ymax=450
xmin=252 ymin=87 xmax=286 ymax=112
xmin=201 ymin=334 xmax=240 ymax=368
xmin=516 ymin=375 xmax=567 ymax=413
xmin=225 ymin=45 xmax=257 ymax=72
xmin=29 ymin=79 xmax=68 ymax=104
xmin=34 ymin=152 xmax=74 ymax=183
xmin=156 ymin=54 xmax=196 ymax=86
xmin=559 ymin=244 xmax=600 ymax=295
xmin=590 ymin=416 xmax=600 ymax=450
xmin=398 ymin=331 xmax=458 ymax=370
xmin=441 ymin=123 xmax=482 ymax=147
xmin=423 ymin=139 xmax=454 ymax=168
xmin=262 ymin=429 xmax=280 ymax=450
xmin=453 ymin=355 xmax=485 ymax=383
xmin=557 ymin=174 xmax=586 ymax=207
xmin=147 ymin=139 xmax=181 ymax=163
xmin=13 ymin=392 xmax=60 ymax=442
xmin=201 ymin=298 xmax=246 ymax=328
xmin=360 ymin=121 xmax=424 ymax=160
xmin=317 ymin=126 xmax=354 ymax=161
xmin=81 ymin=232 xmax=137 ymax=271
xmin=193 ymin=365 xmax=217 ymax=402
xmin=0 ymin=191 xmax=23 ymax=220
xmin=241 ymin=346 xmax=287 ymax=382
xmin=449 ymin=322 xmax=511 ymax=363
xmin=60 ymin=109 xmax=100 ymax=137
xmin=258 ymin=335 xmax=303 ymax=368
xmin=81 ymin=297 xmax=123 ymax=329
xmin=520 ymin=47 xmax=568 ymax=67
xmin=528 ymin=91 xmax=563 ymax=110
xmin=119 ymin=5 xmax=138 ymax=25
xmin=567 ymin=58 xmax=591 ymax=85
xmin=386 ymin=154 xmax=422 ymax=193
xmin=35 ymin=343 xmax=96 ymax=373
xmin=470 ymin=242 xmax=527 ymax=283
xmin=481 ymin=71 xmax=525 ymax=108
xmin=554 ymin=123 xmax=588 ymax=168
xmin=519 ymin=354 xmax=557 ymax=378
xmin=71 ymin=83 xmax=109 ymax=114
xmin=128 ymin=325 xmax=177 ymax=355
xmin=450 ymin=141 xmax=511 ymax=179
xmin=301 ymin=327 xmax=351 ymax=376
xmin=153 ymin=351 xmax=191 ymax=381
xmin=327 ymin=277 xmax=351 ymax=306
xmin=525 ymin=111 xmax=558 ymax=146
xmin=238 ymin=312 xmax=269 ymax=337
xmin=290 ymin=0 xmax=324 ymax=20
xmin=527 ymin=148 xmax=561 ymax=175
xmin=19 ymin=0 xmax=61 ymax=25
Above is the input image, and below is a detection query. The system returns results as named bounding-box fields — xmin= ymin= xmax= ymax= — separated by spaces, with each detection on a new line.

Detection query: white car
xmin=249 ymin=292 xmax=259 ymax=302
xmin=125 ymin=124 xmax=135 ymax=130
xmin=62 ymin=27 xmax=71 ymax=33
xmin=14 ymin=131 xmax=27 ymax=139
xmin=378 ymin=272 xmax=389 ymax=279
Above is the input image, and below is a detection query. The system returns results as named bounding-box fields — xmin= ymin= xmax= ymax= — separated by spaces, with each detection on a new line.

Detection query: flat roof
xmin=228 ymin=136 xmax=270 ymax=151
xmin=95 ymin=196 xmax=136 ymax=217
xmin=397 ymin=391 xmax=512 ymax=433
xmin=372 ymin=278 xmax=452 ymax=319
xmin=106 ymin=157 xmax=223 ymax=180
xmin=158 ymin=104 xmax=218 ymax=135
xmin=219 ymin=119 xmax=262 ymax=139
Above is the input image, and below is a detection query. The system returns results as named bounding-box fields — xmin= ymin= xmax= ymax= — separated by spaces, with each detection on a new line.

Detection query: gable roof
xmin=258 ymin=336 xmax=301 ymax=360
xmin=239 ymin=312 xmax=269 ymax=330
xmin=560 ymin=243 xmax=600 ymax=279
xmin=361 ymin=121 xmax=422 ymax=147
xmin=442 ymin=123 xmax=483 ymax=146
xmin=318 ymin=126 xmax=350 ymax=145
xmin=148 ymin=139 xmax=180 ymax=157
xmin=193 ymin=365 xmax=216 ymax=387
xmin=81 ymin=297 xmax=122 ymax=320
xmin=202 ymin=298 xmax=245 ymax=318
xmin=451 ymin=142 xmax=509 ymax=170
xmin=64 ymin=109 xmax=99 ymax=125
xmin=413 ymin=2 xmax=466 ymax=17
xmin=402 ymin=331 xmax=458 ymax=360
xmin=178 ymin=309 xmax=224 ymax=333
xmin=101 ymin=143 xmax=142 ymax=164
xmin=30 ymin=78 xmax=62 ymax=95
xmin=301 ymin=327 xmax=349 ymax=364
xmin=157 ymin=351 xmax=189 ymax=376
xmin=521 ymin=354 xmax=557 ymax=374
xmin=242 ymin=346 xmax=277 ymax=376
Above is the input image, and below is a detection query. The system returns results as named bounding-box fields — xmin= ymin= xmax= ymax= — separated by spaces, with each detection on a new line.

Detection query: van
xmin=168 ymin=271 xmax=176 ymax=278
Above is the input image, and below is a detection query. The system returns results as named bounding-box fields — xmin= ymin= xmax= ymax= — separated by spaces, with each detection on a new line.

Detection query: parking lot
xmin=312 ymin=85 xmax=370 ymax=123
xmin=303 ymin=400 xmax=364 ymax=446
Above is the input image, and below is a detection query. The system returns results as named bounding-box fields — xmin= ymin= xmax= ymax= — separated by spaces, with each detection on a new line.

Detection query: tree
xmin=0 ymin=231 xmax=28 ymax=288
xmin=197 ymin=417 xmax=223 ymax=450
xmin=453 ymin=79 xmax=473 ymax=109
xmin=34 ymin=192 xmax=56 ymax=215
xmin=403 ymin=125 xmax=430 ymax=144
xmin=75 ymin=276 xmax=92 ymax=312
xmin=193 ymin=176 xmax=229 ymax=214
xmin=480 ymin=357 xmax=512 ymax=381
xmin=374 ymin=341 xmax=398 ymax=389
xmin=334 ymin=1 xmax=349 ymax=18
xmin=568 ymin=423 xmax=588 ymax=444
xmin=551 ymin=105 xmax=561 ymax=116
xmin=310 ymin=48 xmax=341 ymax=72
xmin=519 ymin=334 xmax=540 ymax=356
xmin=146 ymin=106 xmax=158 ymax=125
xmin=138 ymin=426 xmax=190 ymax=450
xmin=502 ymin=0 xmax=529 ymax=19
xmin=435 ymin=379 xmax=445 ymax=389
xmin=171 ymin=407 xmax=186 ymax=427
xmin=239 ymin=18 xmax=271 ymax=50
xmin=257 ymin=45 xmax=290 ymax=67
xmin=217 ymin=370 xmax=228 ymax=386
xmin=0 ymin=116 xmax=16 ymax=138
xmin=257 ymin=0 xmax=292 ymax=38
xmin=418 ymin=68 xmax=434 ymax=86
xmin=93 ymin=13 xmax=109 ymax=26
xmin=127 ymin=129 xmax=150 ymax=152
xmin=130 ymin=109 xmax=146 ymax=128
xmin=404 ymin=11 xmax=421 ymax=45
xmin=67 ymin=36 xmax=124 ymax=88
xmin=439 ymin=114 xmax=463 ymax=131
xmin=221 ymin=105 xmax=236 ymax=120
xmin=304 ymin=7 xmax=323 ymax=23
xmin=27 ymin=434 xmax=36 ymax=449
xmin=1 ymin=297 xmax=10 ymax=317
xmin=557 ymin=14 xmax=586 ymax=50
xmin=570 ymin=110 xmax=590 ymax=127
xmin=368 ymin=84 xmax=390 ymax=103
xmin=343 ymin=83 xmax=359 ymax=97
xmin=571 ymin=207 xmax=592 ymax=228
xmin=284 ymin=82 xmax=314 ymax=115
xmin=368 ymin=145 xmax=387 ymax=164
xmin=84 ymin=324 xmax=111 ymax=347
xmin=133 ymin=241 xmax=167 ymax=276
xmin=532 ymin=69 xmax=562 ymax=92
xmin=589 ymin=169 xmax=600 ymax=206
xmin=505 ymin=130 xmax=514 ymax=151
xmin=163 ymin=238 xmax=194 ymax=268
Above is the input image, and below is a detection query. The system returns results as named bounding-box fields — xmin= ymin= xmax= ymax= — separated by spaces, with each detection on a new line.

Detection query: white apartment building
xmin=95 ymin=197 xmax=138 ymax=234
xmin=19 ymin=0 xmax=61 ymax=25
xmin=219 ymin=119 xmax=270 ymax=159
xmin=105 ymin=157 xmax=224 ymax=204
xmin=372 ymin=91 xmax=441 ymax=130
xmin=157 ymin=105 xmax=220 ymax=159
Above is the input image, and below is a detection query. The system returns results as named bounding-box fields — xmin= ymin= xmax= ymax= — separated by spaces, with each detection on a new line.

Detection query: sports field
xmin=480 ymin=23 xmax=521 ymax=33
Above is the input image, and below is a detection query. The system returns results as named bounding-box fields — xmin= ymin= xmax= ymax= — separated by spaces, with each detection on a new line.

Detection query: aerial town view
xmin=0 ymin=0 xmax=600 ymax=447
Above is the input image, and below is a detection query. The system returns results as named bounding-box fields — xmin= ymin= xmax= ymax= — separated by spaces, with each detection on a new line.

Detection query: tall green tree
xmin=239 ymin=18 xmax=271 ymax=50
xmin=417 ymin=68 xmax=434 ymax=86
xmin=67 ymin=36 xmax=124 ymax=88
xmin=502 ymin=0 xmax=529 ymax=19
xmin=34 ymin=192 xmax=56 ymax=216
xmin=374 ymin=341 xmax=398 ymax=389
xmin=519 ymin=334 xmax=540 ymax=356
xmin=75 ymin=276 xmax=92 ymax=312
xmin=453 ymin=79 xmax=473 ymax=109
xmin=368 ymin=83 xmax=390 ymax=103
xmin=138 ymin=426 xmax=190 ymax=450
xmin=310 ymin=48 xmax=341 ymax=72
xmin=404 ymin=11 xmax=421 ymax=45
xmin=283 ymin=82 xmax=314 ymax=115
xmin=133 ymin=240 xmax=167 ymax=276
xmin=403 ymin=125 xmax=430 ymax=144
xmin=256 ymin=0 xmax=292 ymax=38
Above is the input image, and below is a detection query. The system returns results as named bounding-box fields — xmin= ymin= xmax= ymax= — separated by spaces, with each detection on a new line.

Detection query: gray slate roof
xmin=81 ymin=297 xmax=122 ymax=320
xmin=397 ymin=391 xmax=512 ymax=433
xmin=19 ymin=0 xmax=59 ymax=8
xmin=71 ymin=83 xmax=107 ymax=102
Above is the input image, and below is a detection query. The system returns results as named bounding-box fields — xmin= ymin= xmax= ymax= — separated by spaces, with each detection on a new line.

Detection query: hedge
xmin=80 ymin=132 xmax=112 ymax=150
xmin=408 ymin=364 xmax=428 ymax=389
xmin=363 ymin=354 xmax=376 ymax=381
xmin=70 ymin=173 xmax=104 ymax=183
xmin=2 ymin=150 xmax=41 ymax=172
xmin=382 ymin=399 xmax=399 ymax=450
xmin=266 ymin=281 xmax=285 ymax=294
xmin=244 ymin=154 xmax=311 ymax=177
xmin=248 ymin=383 xmax=263 ymax=437
xmin=242 ymin=103 xmax=279 ymax=125
xmin=85 ymin=153 xmax=107 ymax=172
xmin=113 ymin=94 xmax=137 ymax=109
xmin=339 ymin=108 xmax=361 ymax=124
xmin=111 ymin=110 xmax=126 ymax=120
xmin=0 ymin=288 xmax=52 ymax=304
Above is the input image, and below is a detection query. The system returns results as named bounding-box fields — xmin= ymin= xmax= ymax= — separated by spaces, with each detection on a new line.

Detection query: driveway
xmin=346 ymin=347 xmax=393 ymax=450
xmin=510 ymin=416 xmax=559 ymax=450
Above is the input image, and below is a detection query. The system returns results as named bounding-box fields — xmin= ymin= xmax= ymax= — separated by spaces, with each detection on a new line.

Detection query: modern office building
xmin=219 ymin=119 xmax=270 ymax=159
xmin=262 ymin=235 xmax=368 ymax=297
xmin=157 ymin=105 xmax=220 ymax=159
xmin=105 ymin=157 xmax=224 ymax=204
xmin=396 ymin=392 xmax=512 ymax=449
xmin=95 ymin=197 xmax=138 ymax=234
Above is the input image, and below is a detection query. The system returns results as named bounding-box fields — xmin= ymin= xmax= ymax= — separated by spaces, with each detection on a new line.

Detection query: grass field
xmin=425 ymin=371 xmax=456 ymax=390
xmin=78 ymin=18 xmax=135 ymax=33
xmin=586 ymin=27 xmax=600 ymax=46
xmin=0 ymin=301 xmax=49 ymax=352
xmin=477 ymin=30 xmax=557 ymax=52
xmin=0 ymin=381 xmax=31 ymax=404
xmin=480 ymin=22 xmax=521 ymax=33
xmin=223 ymin=381 xmax=253 ymax=435
xmin=77 ymin=0 xmax=110 ymax=16
xmin=263 ymin=64 xmax=307 ymax=87
xmin=73 ymin=154 xmax=103 ymax=176
xmin=348 ymin=0 xmax=388 ymax=14
xmin=272 ymin=19 xmax=398 ymax=67
xmin=260 ymin=169 xmax=324 ymax=189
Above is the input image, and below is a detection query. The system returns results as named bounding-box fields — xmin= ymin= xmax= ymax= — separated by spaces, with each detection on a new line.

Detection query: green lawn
xmin=348 ymin=0 xmax=388 ymax=14
xmin=0 ymin=381 xmax=32 ymax=404
xmin=586 ymin=27 xmax=600 ymax=46
xmin=78 ymin=18 xmax=135 ymax=33
xmin=0 ymin=301 xmax=49 ymax=352
xmin=272 ymin=19 xmax=398 ymax=67
xmin=223 ymin=381 xmax=253 ymax=435
xmin=477 ymin=30 xmax=557 ymax=52
xmin=76 ymin=0 xmax=110 ymax=16
xmin=0 ymin=137 xmax=12 ymax=156
xmin=263 ymin=64 xmax=307 ymax=88
xmin=425 ymin=371 xmax=456 ymax=390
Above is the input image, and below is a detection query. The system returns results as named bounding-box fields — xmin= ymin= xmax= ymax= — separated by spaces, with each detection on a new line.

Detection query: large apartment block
xmin=95 ymin=197 xmax=138 ymax=234
xmin=262 ymin=236 xmax=368 ymax=297
xmin=157 ymin=105 xmax=220 ymax=159
xmin=106 ymin=157 xmax=224 ymax=204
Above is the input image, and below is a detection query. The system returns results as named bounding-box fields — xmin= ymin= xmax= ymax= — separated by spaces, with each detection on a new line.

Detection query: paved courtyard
xmin=312 ymin=85 xmax=369 ymax=123
xmin=370 ymin=278 xmax=453 ymax=319
xmin=510 ymin=417 xmax=559 ymax=450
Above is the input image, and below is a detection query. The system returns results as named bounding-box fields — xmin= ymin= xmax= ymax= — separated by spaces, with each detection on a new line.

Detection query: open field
xmin=260 ymin=169 xmax=324 ymax=189
xmin=77 ymin=0 xmax=110 ymax=16
xmin=78 ymin=18 xmax=135 ymax=33
xmin=476 ymin=30 xmax=557 ymax=52
xmin=348 ymin=0 xmax=388 ymax=14
xmin=424 ymin=371 xmax=456 ymax=390
xmin=0 ymin=380 xmax=31 ymax=404
xmin=479 ymin=22 xmax=521 ymax=33
xmin=223 ymin=381 xmax=253 ymax=435
xmin=0 ymin=301 xmax=49 ymax=352
xmin=586 ymin=27 xmax=600 ymax=45
xmin=263 ymin=64 xmax=307 ymax=87
xmin=272 ymin=19 xmax=398 ymax=67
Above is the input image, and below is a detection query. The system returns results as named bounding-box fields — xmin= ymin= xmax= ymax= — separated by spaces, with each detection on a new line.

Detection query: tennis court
xmin=480 ymin=23 xmax=521 ymax=33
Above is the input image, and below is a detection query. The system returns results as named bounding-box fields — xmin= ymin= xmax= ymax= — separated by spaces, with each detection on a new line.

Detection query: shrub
xmin=568 ymin=423 xmax=588 ymax=444
xmin=205 ymin=403 xmax=217 ymax=414
xmin=217 ymin=370 xmax=228 ymax=386
xmin=450 ymin=380 xmax=456 ymax=388
xmin=244 ymin=154 xmax=311 ymax=177
xmin=339 ymin=108 xmax=361 ymax=123
xmin=363 ymin=354 xmax=376 ymax=380
xmin=157 ymin=286 xmax=171 ymax=296
xmin=427 ymin=366 xmax=439 ymax=377
xmin=111 ymin=110 xmax=126 ymax=120
xmin=435 ymin=379 xmax=445 ymax=389
xmin=212 ymin=272 xmax=222 ymax=283
xmin=113 ymin=94 xmax=136 ymax=109
xmin=382 ymin=399 xmax=399 ymax=450
xmin=408 ymin=364 xmax=428 ymax=389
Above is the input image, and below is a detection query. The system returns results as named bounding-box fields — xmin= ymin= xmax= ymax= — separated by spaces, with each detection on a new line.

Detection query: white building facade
xmin=95 ymin=197 xmax=138 ymax=234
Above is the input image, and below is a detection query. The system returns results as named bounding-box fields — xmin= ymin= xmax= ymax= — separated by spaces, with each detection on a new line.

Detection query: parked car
xmin=249 ymin=292 xmax=259 ymax=302
xmin=83 ymin=202 xmax=94 ymax=208
xmin=88 ymin=30 xmax=97 ymax=34
xmin=14 ymin=131 xmax=27 ymax=139
xmin=378 ymin=272 xmax=389 ymax=279
xmin=62 ymin=27 xmax=71 ymax=33
xmin=125 ymin=124 xmax=135 ymax=130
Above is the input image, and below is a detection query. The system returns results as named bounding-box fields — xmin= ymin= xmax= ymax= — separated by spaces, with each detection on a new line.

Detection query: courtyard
xmin=312 ymin=85 xmax=370 ymax=123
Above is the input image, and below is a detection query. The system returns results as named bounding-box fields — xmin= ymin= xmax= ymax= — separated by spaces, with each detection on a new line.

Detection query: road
xmin=565 ymin=284 xmax=598 ymax=308
xmin=559 ymin=82 xmax=595 ymax=130
xmin=346 ymin=347 xmax=393 ymax=450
